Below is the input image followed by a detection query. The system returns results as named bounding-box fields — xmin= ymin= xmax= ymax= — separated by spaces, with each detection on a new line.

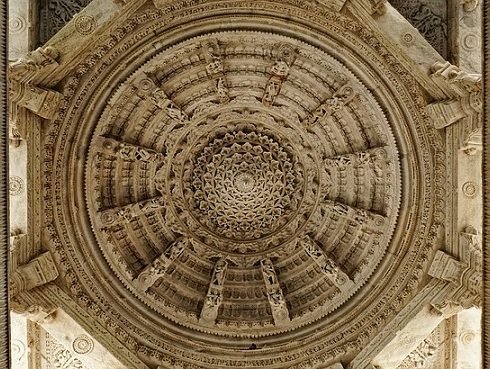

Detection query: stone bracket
xmin=200 ymin=259 xmax=228 ymax=325
xmin=10 ymin=251 xmax=59 ymax=297
xmin=301 ymin=235 xmax=354 ymax=290
xmin=93 ymin=136 xmax=166 ymax=163
xmin=262 ymin=44 xmax=296 ymax=106
xmin=260 ymin=258 xmax=290 ymax=326
xmin=201 ymin=39 xmax=229 ymax=103
xmin=133 ymin=238 xmax=187 ymax=291
xmin=97 ymin=197 xmax=166 ymax=228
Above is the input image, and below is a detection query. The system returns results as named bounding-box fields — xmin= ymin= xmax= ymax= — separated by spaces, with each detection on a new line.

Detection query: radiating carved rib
xmin=200 ymin=258 xmax=228 ymax=325
xmin=305 ymin=83 xmax=356 ymax=126
xmin=262 ymin=44 xmax=296 ymax=106
xmin=322 ymin=199 xmax=386 ymax=228
xmin=98 ymin=197 xmax=166 ymax=227
xmin=133 ymin=74 xmax=189 ymax=123
xmin=300 ymin=235 xmax=354 ymax=290
xmin=323 ymin=146 xmax=389 ymax=168
xmin=202 ymin=39 xmax=229 ymax=103
xmin=260 ymin=258 xmax=290 ymax=325
xmin=93 ymin=136 xmax=165 ymax=163
xmin=133 ymin=238 xmax=187 ymax=291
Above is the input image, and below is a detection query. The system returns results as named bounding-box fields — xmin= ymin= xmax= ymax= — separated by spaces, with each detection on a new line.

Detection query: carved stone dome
xmin=44 ymin=2 xmax=445 ymax=367
xmin=85 ymin=32 xmax=400 ymax=335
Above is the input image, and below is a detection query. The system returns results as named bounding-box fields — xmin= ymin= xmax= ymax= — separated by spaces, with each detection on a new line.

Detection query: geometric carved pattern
xmin=42 ymin=2 xmax=446 ymax=367
xmin=84 ymin=32 xmax=400 ymax=337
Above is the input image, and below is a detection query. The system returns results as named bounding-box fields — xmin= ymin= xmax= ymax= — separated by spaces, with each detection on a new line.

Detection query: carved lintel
xmin=93 ymin=136 xmax=165 ymax=163
xmin=262 ymin=44 xmax=296 ymax=106
xmin=98 ymin=197 xmax=166 ymax=227
xmin=133 ymin=238 xmax=187 ymax=291
xmin=306 ymin=83 xmax=356 ymax=126
xmin=10 ymin=252 xmax=59 ymax=297
xmin=133 ymin=74 xmax=189 ymax=122
xmin=200 ymin=259 xmax=228 ymax=325
xmin=260 ymin=258 xmax=290 ymax=325
xmin=301 ymin=235 xmax=354 ymax=290
xmin=202 ymin=39 xmax=229 ymax=103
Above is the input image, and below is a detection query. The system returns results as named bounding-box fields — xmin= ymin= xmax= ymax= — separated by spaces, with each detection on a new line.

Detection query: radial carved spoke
xmin=300 ymin=235 xmax=354 ymax=291
xmin=200 ymin=258 xmax=228 ymax=325
xmin=132 ymin=74 xmax=189 ymax=123
xmin=98 ymin=197 xmax=166 ymax=227
xmin=322 ymin=199 xmax=386 ymax=229
xmin=133 ymin=237 xmax=188 ymax=291
xmin=93 ymin=136 xmax=165 ymax=163
xmin=304 ymin=83 xmax=356 ymax=126
xmin=323 ymin=146 xmax=390 ymax=166
xmin=262 ymin=44 xmax=296 ymax=106
xmin=202 ymin=39 xmax=229 ymax=104
xmin=260 ymin=258 xmax=290 ymax=326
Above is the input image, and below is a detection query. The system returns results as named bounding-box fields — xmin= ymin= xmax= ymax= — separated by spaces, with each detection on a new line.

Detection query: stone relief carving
xmin=260 ymin=258 xmax=290 ymax=325
xmin=390 ymin=0 xmax=447 ymax=57
xmin=200 ymin=258 xmax=228 ymax=324
xmin=39 ymin=1 xmax=446 ymax=367
xmin=39 ymin=0 xmax=94 ymax=44
xmin=133 ymin=238 xmax=187 ymax=291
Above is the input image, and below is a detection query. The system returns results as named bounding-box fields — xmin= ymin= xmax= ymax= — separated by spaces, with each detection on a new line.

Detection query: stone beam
xmin=133 ymin=238 xmax=187 ymax=291
xmin=22 ymin=284 xmax=150 ymax=369
xmin=10 ymin=252 xmax=59 ymax=297
xmin=262 ymin=44 xmax=296 ymax=106
xmin=300 ymin=235 xmax=354 ymax=291
xmin=201 ymin=39 xmax=229 ymax=103
xmin=260 ymin=258 xmax=290 ymax=326
xmin=200 ymin=258 xmax=228 ymax=325
xmin=97 ymin=197 xmax=166 ymax=228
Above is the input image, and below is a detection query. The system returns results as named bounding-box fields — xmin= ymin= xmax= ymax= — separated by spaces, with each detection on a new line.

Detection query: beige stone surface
xmin=6 ymin=0 xmax=483 ymax=368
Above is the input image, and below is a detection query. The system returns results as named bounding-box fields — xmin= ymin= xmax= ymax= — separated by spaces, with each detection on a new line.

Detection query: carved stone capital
xmin=10 ymin=252 xmax=59 ymax=297
xmin=429 ymin=62 xmax=482 ymax=149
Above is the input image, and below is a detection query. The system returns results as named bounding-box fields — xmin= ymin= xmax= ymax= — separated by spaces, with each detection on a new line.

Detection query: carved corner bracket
xmin=8 ymin=46 xmax=63 ymax=142
xmin=428 ymin=61 xmax=482 ymax=151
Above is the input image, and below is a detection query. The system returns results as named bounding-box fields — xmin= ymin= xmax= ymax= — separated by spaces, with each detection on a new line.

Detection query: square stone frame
xmin=0 ymin=2 xmax=489 ymax=369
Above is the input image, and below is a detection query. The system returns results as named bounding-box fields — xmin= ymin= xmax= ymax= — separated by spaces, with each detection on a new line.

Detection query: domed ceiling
xmin=43 ymin=1 xmax=446 ymax=368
